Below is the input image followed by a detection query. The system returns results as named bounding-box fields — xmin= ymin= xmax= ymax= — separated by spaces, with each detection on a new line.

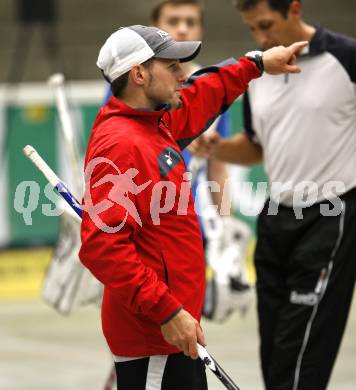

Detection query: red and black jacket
xmin=79 ymin=58 xmax=260 ymax=356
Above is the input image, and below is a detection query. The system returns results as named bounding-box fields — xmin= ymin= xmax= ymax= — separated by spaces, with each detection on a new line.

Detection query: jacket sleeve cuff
xmin=160 ymin=306 xmax=183 ymax=325
xmin=238 ymin=57 xmax=262 ymax=80
xmin=148 ymin=291 xmax=183 ymax=324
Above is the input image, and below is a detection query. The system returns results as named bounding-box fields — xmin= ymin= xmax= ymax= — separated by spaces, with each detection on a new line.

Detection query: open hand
xmin=188 ymin=132 xmax=221 ymax=159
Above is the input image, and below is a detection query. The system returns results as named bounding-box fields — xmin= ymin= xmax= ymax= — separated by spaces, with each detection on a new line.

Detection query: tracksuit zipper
xmin=161 ymin=252 xmax=169 ymax=285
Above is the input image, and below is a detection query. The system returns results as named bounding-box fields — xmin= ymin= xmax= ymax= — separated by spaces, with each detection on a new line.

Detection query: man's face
xmin=240 ymin=1 xmax=295 ymax=49
xmin=155 ymin=4 xmax=203 ymax=42
xmin=143 ymin=58 xmax=186 ymax=109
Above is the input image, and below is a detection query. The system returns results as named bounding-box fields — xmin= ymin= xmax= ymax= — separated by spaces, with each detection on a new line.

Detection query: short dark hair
xmin=151 ymin=0 xmax=204 ymax=25
xmin=234 ymin=0 xmax=301 ymax=18
xmin=110 ymin=59 xmax=154 ymax=98
xmin=110 ymin=72 xmax=130 ymax=98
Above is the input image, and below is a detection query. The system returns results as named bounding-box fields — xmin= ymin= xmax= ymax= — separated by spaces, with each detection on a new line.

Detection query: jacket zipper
xmin=161 ymin=252 xmax=169 ymax=285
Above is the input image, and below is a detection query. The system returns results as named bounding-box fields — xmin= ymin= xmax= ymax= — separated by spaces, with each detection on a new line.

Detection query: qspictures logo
xmin=13 ymin=157 xmax=346 ymax=230
xmin=83 ymin=157 xmax=152 ymax=233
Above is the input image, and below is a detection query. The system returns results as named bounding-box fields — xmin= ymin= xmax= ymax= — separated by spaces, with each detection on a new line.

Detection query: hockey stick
xmin=23 ymin=145 xmax=241 ymax=390
xmin=188 ymin=155 xmax=205 ymax=184
xmin=198 ymin=345 xmax=240 ymax=390
xmin=48 ymin=73 xmax=83 ymax=198
xmin=23 ymin=145 xmax=82 ymax=218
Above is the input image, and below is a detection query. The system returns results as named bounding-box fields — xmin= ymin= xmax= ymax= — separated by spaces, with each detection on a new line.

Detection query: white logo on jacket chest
xmin=165 ymin=152 xmax=173 ymax=166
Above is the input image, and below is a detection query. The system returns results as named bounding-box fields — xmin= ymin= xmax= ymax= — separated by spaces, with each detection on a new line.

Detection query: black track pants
xmin=255 ymin=188 xmax=356 ymax=390
xmin=114 ymin=352 xmax=207 ymax=390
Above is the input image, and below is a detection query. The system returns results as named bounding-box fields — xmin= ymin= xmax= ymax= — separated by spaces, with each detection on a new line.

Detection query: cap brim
xmin=154 ymin=41 xmax=202 ymax=63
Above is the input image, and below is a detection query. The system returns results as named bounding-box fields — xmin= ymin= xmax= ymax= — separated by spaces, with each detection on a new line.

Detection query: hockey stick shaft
xmin=48 ymin=73 xmax=83 ymax=196
xmin=188 ymin=156 xmax=205 ymax=185
xmin=23 ymin=145 xmax=240 ymax=390
xmin=198 ymin=345 xmax=240 ymax=390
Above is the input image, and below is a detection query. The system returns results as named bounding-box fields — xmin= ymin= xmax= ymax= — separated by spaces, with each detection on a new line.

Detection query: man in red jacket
xmin=79 ymin=24 xmax=306 ymax=390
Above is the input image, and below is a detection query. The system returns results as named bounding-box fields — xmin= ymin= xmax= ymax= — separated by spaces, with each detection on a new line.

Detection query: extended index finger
xmin=287 ymin=41 xmax=308 ymax=55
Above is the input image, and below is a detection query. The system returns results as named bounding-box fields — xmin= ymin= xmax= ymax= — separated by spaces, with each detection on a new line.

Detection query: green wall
xmin=4 ymin=103 xmax=99 ymax=247
xmin=3 ymin=99 xmax=266 ymax=246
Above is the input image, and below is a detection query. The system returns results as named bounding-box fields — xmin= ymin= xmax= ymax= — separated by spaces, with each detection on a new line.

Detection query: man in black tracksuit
xmin=190 ymin=1 xmax=356 ymax=389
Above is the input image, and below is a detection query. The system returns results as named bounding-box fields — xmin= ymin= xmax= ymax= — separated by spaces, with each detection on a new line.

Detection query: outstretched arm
xmin=167 ymin=41 xmax=308 ymax=146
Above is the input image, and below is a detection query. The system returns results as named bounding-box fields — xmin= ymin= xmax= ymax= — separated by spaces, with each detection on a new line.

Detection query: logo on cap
xmin=157 ymin=30 xmax=169 ymax=40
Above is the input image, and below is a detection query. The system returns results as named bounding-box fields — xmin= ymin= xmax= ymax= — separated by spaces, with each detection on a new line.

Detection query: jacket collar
xmin=104 ymin=95 xmax=170 ymax=119
xmin=298 ymin=26 xmax=328 ymax=57
xmin=308 ymin=26 xmax=327 ymax=55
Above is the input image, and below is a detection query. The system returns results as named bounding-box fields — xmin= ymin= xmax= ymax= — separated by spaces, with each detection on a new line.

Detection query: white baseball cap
xmin=97 ymin=25 xmax=202 ymax=82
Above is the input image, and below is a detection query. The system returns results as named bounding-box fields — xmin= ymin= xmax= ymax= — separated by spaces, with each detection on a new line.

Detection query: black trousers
xmin=115 ymin=352 xmax=207 ymax=390
xmin=255 ymin=188 xmax=356 ymax=390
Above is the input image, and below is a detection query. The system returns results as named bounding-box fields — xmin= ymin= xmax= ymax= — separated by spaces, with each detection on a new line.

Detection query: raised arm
xmin=166 ymin=41 xmax=308 ymax=148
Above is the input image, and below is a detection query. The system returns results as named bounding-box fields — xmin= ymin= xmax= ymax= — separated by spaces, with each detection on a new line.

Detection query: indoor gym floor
xmin=0 ymin=249 xmax=355 ymax=390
